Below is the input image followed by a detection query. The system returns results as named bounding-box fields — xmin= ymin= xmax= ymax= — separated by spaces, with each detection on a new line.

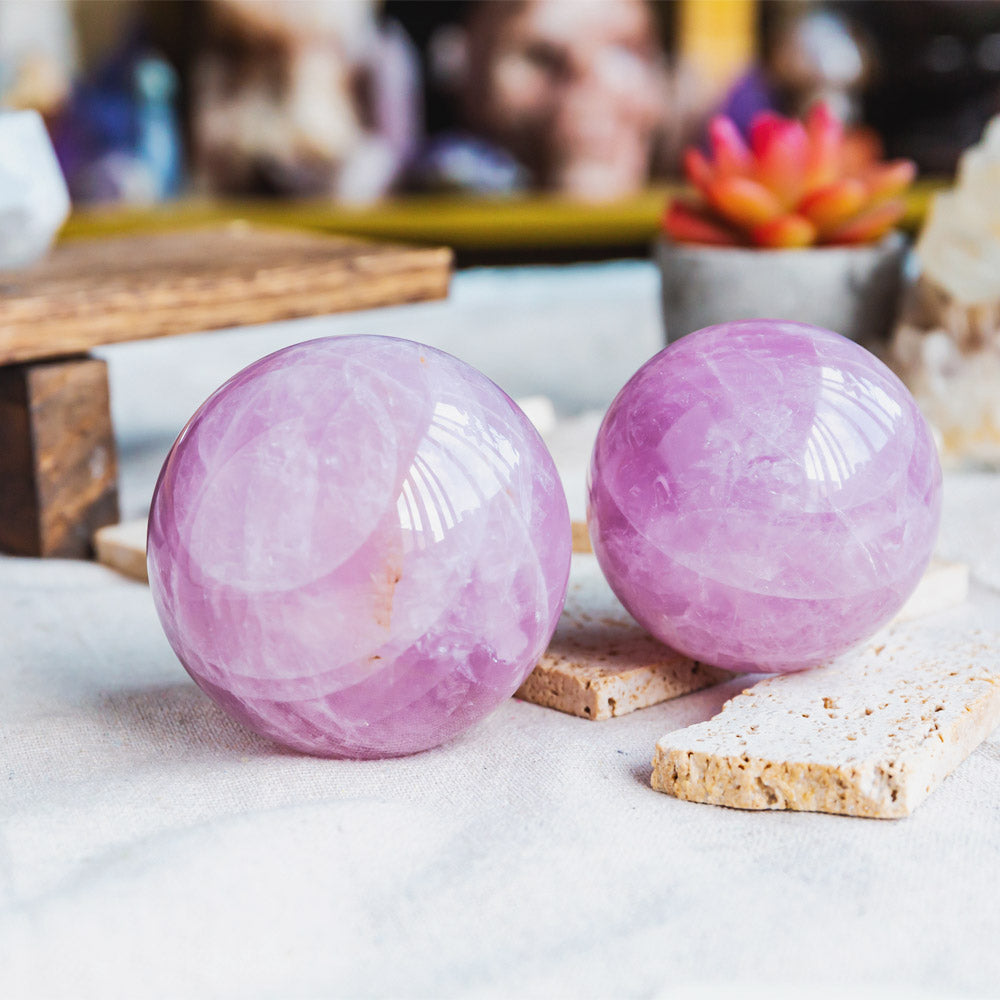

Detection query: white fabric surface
xmin=2 ymin=262 xmax=1000 ymax=999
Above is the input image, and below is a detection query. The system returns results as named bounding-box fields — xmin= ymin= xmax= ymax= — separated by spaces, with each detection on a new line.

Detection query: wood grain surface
xmin=0 ymin=225 xmax=453 ymax=365
xmin=0 ymin=357 xmax=119 ymax=557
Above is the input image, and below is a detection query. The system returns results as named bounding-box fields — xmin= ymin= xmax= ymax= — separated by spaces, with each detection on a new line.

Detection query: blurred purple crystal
xmin=148 ymin=336 xmax=571 ymax=758
xmin=588 ymin=320 xmax=942 ymax=673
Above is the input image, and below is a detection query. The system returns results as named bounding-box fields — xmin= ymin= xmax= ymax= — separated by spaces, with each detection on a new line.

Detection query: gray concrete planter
xmin=656 ymin=231 xmax=907 ymax=346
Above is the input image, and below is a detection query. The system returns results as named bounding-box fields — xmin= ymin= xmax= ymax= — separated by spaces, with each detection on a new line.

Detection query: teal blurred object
xmin=135 ymin=56 xmax=183 ymax=201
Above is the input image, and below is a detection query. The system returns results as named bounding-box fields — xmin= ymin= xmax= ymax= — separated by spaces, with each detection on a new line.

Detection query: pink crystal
xmin=147 ymin=336 xmax=572 ymax=757
xmin=588 ymin=320 xmax=942 ymax=673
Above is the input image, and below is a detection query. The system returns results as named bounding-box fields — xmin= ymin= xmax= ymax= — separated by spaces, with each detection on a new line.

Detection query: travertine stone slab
xmin=518 ymin=553 xmax=969 ymax=721
xmin=652 ymin=623 xmax=1000 ymax=817
xmin=95 ymin=513 xmax=972 ymax=738
xmin=570 ymin=520 xmax=592 ymax=554
xmin=895 ymin=558 xmax=969 ymax=621
xmin=93 ymin=520 xmax=148 ymax=582
xmin=516 ymin=553 xmax=729 ymax=719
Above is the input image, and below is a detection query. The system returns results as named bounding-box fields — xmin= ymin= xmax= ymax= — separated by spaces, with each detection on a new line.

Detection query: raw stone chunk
xmin=0 ymin=110 xmax=69 ymax=270
xmin=651 ymin=623 xmax=1000 ymax=818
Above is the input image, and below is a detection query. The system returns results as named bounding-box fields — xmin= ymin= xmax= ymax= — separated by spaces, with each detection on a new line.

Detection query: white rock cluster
xmin=917 ymin=115 xmax=1000 ymax=306
xmin=891 ymin=114 xmax=1000 ymax=465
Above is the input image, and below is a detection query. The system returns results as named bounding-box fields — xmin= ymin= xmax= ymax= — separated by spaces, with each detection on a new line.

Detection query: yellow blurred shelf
xmin=60 ymin=180 xmax=938 ymax=252
xmin=62 ymin=188 xmax=675 ymax=250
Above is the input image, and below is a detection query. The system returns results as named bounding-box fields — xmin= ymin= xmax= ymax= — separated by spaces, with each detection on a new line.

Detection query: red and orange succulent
xmin=663 ymin=104 xmax=916 ymax=249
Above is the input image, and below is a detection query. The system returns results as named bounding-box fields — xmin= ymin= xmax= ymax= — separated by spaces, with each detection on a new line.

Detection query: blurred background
xmin=3 ymin=0 xmax=999 ymax=261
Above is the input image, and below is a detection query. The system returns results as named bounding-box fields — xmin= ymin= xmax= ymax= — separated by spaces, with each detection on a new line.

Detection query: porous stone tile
xmin=518 ymin=553 xmax=968 ymax=722
xmin=516 ymin=553 xmax=729 ymax=719
xmin=652 ymin=622 xmax=1000 ymax=818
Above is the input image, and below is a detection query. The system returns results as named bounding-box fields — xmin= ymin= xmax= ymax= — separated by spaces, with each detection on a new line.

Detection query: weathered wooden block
xmin=0 ymin=356 xmax=119 ymax=558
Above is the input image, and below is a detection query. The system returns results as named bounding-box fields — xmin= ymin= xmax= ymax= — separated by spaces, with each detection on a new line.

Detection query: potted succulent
xmin=658 ymin=103 xmax=915 ymax=345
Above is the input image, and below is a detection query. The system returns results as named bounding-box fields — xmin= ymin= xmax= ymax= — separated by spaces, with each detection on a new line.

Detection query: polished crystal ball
xmin=588 ymin=320 xmax=942 ymax=673
xmin=148 ymin=336 xmax=572 ymax=757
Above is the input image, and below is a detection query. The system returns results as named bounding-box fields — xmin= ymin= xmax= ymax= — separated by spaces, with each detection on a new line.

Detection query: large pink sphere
xmin=148 ymin=336 xmax=571 ymax=757
xmin=588 ymin=320 xmax=942 ymax=673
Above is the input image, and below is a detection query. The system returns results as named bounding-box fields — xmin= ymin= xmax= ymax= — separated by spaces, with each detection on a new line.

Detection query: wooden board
xmin=0 ymin=357 xmax=119 ymax=557
xmin=516 ymin=552 xmax=970 ymax=721
xmin=0 ymin=224 xmax=453 ymax=366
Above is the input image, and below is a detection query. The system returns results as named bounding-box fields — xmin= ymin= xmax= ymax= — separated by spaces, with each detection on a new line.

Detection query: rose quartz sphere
xmin=587 ymin=320 xmax=942 ymax=673
xmin=148 ymin=336 xmax=571 ymax=757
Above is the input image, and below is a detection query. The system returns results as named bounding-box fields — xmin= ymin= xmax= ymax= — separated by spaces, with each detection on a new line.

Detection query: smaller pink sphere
xmin=587 ymin=320 xmax=942 ymax=673
xmin=148 ymin=336 xmax=571 ymax=757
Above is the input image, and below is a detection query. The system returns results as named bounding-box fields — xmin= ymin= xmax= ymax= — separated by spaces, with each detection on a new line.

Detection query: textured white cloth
xmin=2 ymin=263 xmax=999 ymax=999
